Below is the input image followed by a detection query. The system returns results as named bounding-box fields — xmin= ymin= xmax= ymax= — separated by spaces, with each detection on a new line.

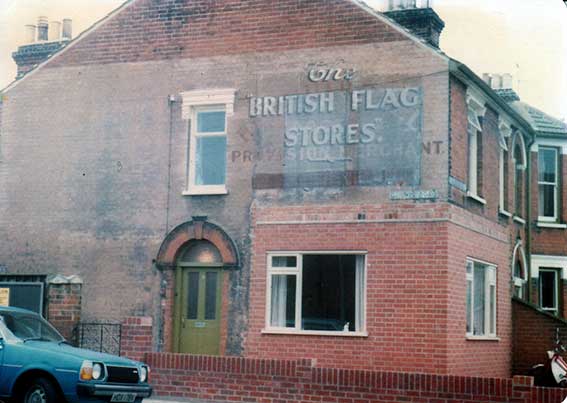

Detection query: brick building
xmin=0 ymin=0 xmax=564 ymax=381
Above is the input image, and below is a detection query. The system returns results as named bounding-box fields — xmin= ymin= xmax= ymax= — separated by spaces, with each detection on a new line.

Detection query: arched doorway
xmin=155 ymin=218 xmax=240 ymax=354
xmin=175 ymin=240 xmax=224 ymax=354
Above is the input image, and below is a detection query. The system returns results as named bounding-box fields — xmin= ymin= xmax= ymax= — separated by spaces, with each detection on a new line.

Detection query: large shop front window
xmin=466 ymin=259 xmax=497 ymax=338
xmin=538 ymin=147 xmax=559 ymax=222
xmin=266 ymin=253 xmax=366 ymax=335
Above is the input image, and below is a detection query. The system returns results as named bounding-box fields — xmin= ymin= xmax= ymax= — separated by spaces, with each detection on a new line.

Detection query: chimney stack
xmin=62 ymin=19 xmax=73 ymax=40
xmin=384 ymin=0 xmax=444 ymax=48
xmin=37 ymin=16 xmax=48 ymax=41
xmin=483 ymin=73 xmax=520 ymax=103
xmin=12 ymin=16 xmax=73 ymax=80
xmin=48 ymin=21 xmax=61 ymax=41
xmin=24 ymin=25 xmax=36 ymax=44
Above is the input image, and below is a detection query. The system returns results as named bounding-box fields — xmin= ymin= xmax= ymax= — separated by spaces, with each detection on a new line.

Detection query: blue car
xmin=0 ymin=306 xmax=152 ymax=403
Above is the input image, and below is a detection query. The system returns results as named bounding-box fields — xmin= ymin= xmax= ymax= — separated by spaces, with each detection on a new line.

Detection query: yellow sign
xmin=0 ymin=288 xmax=9 ymax=306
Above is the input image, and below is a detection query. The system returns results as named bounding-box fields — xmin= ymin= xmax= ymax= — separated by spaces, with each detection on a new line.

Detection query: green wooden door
xmin=175 ymin=268 xmax=223 ymax=355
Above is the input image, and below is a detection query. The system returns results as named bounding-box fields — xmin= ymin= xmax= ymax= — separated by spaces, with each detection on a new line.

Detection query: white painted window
xmin=538 ymin=147 xmax=559 ymax=222
xmin=466 ymin=259 xmax=497 ymax=337
xmin=498 ymin=118 xmax=512 ymax=215
xmin=539 ymin=268 xmax=560 ymax=315
xmin=266 ymin=253 xmax=366 ymax=334
xmin=512 ymin=242 xmax=528 ymax=299
xmin=466 ymin=92 xmax=486 ymax=202
xmin=513 ymin=133 xmax=527 ymax=219
xmin=180 ymin=88 xmax=235 ymax=196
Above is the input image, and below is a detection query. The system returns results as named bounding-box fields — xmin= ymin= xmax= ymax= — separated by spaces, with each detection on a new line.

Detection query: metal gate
xmin=73 ymin=323 xmax=122 ymax=355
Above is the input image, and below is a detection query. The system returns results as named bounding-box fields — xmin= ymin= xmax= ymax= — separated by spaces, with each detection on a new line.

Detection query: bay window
xmin=466 ymin=259 xmax=497 ymax=337
xmin=266 ymin=253 xmax=366 ymax=334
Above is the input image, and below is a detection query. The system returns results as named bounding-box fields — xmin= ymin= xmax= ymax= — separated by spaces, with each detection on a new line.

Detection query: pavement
xmin=145 ymin=399 xmax=220 ymax=403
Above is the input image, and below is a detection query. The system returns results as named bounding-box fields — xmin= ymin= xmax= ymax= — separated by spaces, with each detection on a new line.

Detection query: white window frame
xmin=180 ymin=89 xmax=236 ymax=196
xmin=512 ymin=132 xmax=527 ymax=220
xmin=512 ymin=242 xmax=528 ymax=299
xmin=539 ymin=268 xmax=560 ymax=315
xmin=264 ymin=251 xmax=367 ymax=337
xmin=466 ymin=91 xmax=487 ymax=203
xmin=538 ymin=146 xmax=559 ymax=223
xmin=466 ymin=258 xmax=497 ymax=339
xmin=498 ymin=118 xmax=512 ymax=216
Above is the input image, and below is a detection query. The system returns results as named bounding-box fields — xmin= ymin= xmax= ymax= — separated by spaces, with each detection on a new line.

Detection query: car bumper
xmin=77 ymin=382 xmax=153 ymax=398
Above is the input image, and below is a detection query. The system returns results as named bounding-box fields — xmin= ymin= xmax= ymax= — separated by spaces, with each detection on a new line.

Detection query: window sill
xmin=466 ymin=192 xmax=486 ymax=205
xmin=183 ymin=186 xmax=228 ymax=196
xmin=499 ymin=209 xmax=512 ymax=218
xmin=261 ymin=329 xmax=368 ymax=337
xmin=513 ymin=216 xmax=526 ymax=225
xmin=466 ymin=336 xmax=500 ymax=341
xmin=537 ymin=222 xmax=567 ymax=229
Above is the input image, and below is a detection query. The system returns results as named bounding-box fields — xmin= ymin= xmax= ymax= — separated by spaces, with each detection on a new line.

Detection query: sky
xmin=0 ymin=0 xmax=566 ymax=121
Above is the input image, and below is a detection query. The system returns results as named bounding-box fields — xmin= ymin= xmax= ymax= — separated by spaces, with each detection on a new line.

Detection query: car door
xmin=0 ymin=327 xmax=6 ymax=395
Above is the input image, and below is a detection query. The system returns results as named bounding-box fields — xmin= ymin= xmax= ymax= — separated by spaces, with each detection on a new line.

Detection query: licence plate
xmin=111 ymin=392 xmax=137 ymax=402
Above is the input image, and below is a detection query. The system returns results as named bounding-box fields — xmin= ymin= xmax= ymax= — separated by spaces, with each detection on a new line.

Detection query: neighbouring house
xmin=1 ymin=0 xmax=566 ymax=383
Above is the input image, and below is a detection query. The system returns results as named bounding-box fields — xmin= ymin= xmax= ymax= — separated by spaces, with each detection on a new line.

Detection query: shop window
xmin=539 ymin=268 xmax=560 ymax=315
xmin=266 ymin=253 xmax=365 ymax=334
xmin=180 ymin=88 xmax=235 ymax=196
xmin=466 ymin=259 xmax=497 ymax=337
xmin=538 ymin=147 xmax=560 ymax=222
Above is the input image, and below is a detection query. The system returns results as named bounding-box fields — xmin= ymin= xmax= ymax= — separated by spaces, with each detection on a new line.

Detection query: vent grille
xmin=106 ymin=366 xmax=139 ymax=384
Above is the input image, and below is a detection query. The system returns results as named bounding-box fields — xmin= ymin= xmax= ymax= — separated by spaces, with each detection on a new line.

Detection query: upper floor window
xmin=512 ymin=133 xmax=527 ymax=220
xmin=512 ymin=242 xmax=527 ymax=299
xmin=498 ymin=118 xmax=512 ymax=216
xmin=180 ymin=89 xmax=236 ymax=196
xmin=466 ymin=91 xmax=486 ymax=203
xmin=538 ymin=147 xmax=559 ymax=222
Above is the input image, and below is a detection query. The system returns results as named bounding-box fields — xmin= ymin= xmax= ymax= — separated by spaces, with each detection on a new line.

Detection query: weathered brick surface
xmin=48 ymin=0 xmax=409 ymax=67
xmin=146 ymin=352 xmax=567 ymax=403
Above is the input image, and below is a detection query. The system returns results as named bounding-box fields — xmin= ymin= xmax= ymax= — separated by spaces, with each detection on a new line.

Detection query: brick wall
xmin=46 ymin=281 xmax=82 ymax=341
xmin=246 ymin=202 xmax=513 ymax=377
xmin=49 ymin=0 xmax=409 ymax=67
xmin=512 ymin=298 xmax=567 ymax=376
xmin=121 ymin=316 xmax=153 ymax=362
xmin=146 ymin=352 xmax=567 ymax=403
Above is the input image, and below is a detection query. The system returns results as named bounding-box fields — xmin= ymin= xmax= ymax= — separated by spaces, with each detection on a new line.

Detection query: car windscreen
xmin=0 ymin=311 xmax=64 ymax=342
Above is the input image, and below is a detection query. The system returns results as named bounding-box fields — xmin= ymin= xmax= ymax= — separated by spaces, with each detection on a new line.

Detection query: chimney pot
xmin=37 ymin=16 xmax=48 ymax=41
xmin=48 ymin=21 xmax=61 ymax=41
xmin=502 ymin=73 xmax=513 ymax=89
xmin=24 ymin=25 xmax=36 ymax=44
xmin=62 ymin=19 xmax=72 ymax=40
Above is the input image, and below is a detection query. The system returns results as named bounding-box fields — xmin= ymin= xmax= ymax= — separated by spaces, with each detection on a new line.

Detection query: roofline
xmin=449 ymin=58 xmax=536 ymax=143
xmin=348 ymin=0 xmax=449 ymax=62
xmin=1 ymin=0 xmax=138 ymax=94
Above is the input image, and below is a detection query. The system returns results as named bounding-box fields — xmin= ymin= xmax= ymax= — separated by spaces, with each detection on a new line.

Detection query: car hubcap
xmin=26 ymin=386 xmax=46 ymax=403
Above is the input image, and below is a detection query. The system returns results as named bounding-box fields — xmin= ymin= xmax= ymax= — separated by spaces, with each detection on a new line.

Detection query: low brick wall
xmin=513 ymin=298 xmax=567 ymax=375
xmin=46 ymin=280 xmax=82 ymax=341
xmin=145 ymin=353 xmax=567 ymax=403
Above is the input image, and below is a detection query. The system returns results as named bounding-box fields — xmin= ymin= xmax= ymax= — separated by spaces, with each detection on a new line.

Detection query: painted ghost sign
xmin=250 ymin=86 xmax=422 ymax=189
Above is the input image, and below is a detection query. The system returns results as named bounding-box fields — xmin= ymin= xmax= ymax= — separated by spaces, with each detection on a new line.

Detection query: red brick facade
xmin=46 ymin=282 xmax=82 ymax=341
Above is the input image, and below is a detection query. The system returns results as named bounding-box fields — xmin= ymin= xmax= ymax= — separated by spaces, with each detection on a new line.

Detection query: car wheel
xmin=22 ymin=378 xmax=59 ymax=403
